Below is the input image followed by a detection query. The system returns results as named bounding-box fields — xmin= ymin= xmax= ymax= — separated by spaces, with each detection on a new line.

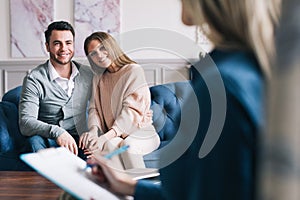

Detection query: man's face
xmin=46 ymin=30 xmax=74 ymax=67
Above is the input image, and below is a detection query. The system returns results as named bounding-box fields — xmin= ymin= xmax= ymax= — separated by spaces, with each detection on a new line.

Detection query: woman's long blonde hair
xmin=187 ymin=0 xmax=281 ymax=78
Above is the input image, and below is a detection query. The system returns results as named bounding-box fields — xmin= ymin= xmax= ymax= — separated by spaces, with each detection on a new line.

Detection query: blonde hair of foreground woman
xmin=182 ymin=0 xmax=281 ymax=79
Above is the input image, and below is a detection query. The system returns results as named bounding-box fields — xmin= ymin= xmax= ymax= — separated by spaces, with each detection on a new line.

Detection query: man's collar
xmin=48 ymin=61 xmax=79 ymax=81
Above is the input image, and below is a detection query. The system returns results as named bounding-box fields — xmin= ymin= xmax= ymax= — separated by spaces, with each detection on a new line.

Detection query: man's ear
xmin=45 ymin=42 xmax=50 ymax=52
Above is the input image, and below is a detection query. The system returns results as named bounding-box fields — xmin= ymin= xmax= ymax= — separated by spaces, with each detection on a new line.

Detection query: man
xmin=19 ymin=21 xmax=93 ymax=158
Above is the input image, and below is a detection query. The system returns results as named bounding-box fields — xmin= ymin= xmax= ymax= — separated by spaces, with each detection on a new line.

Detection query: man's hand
xmin=56 ymin=132 xmax=78 ymax=155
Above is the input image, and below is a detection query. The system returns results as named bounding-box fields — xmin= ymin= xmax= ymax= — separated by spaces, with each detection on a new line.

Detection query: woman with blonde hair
xmin=79 ymin=31 xmax=160 ymax=170
xmin=85 ymin=0 xmax=281 ymax=199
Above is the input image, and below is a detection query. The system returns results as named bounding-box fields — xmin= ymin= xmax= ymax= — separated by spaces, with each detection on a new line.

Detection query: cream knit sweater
xmin=88 ymin=64 xmax=155 ymax=137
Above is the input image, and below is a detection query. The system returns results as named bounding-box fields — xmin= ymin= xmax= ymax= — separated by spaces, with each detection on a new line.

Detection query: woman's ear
xmin=181 ymin=0 xmax=196 ymax=26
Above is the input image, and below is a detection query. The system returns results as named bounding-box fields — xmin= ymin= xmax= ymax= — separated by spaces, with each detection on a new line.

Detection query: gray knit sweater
xmin=19 ymin=60 xmax=93 ymax=139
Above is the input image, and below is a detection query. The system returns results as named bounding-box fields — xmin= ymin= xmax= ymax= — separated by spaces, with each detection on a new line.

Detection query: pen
xmin=104 ymin=144 xmax=130 ymax=159
xmin=83 ymin=145 xmax=130 ymax=170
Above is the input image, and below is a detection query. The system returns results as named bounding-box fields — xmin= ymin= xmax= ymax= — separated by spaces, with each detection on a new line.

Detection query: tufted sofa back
xmin=150 ymin=81 xmax=191 ymax=148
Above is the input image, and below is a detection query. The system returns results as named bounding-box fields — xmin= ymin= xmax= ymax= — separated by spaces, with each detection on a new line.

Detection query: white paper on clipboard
xmin=20 ymin=147 xmax=121 ymax=200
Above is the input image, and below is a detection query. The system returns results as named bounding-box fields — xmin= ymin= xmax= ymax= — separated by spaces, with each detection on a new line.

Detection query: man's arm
xmin=19 ymin=74 xmax=78 ymax=155
xmin=18 ymin=75 xmax=66 ymax=138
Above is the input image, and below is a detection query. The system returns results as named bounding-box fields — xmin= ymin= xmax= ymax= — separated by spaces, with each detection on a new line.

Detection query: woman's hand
xmin=87 ymin=156 xmax=137 ymax=196
xmin=88 ymin=134 xmax=109 ymax=152
xmin=88 ymin=129 xmax=118 ymax=151
xmin=81 ymin=129 xmax=117 ymax=156
xmin=81 ymin=133 xmax=110 ymax=157
xmin=79 ymin=126 xmax=98 ymax=150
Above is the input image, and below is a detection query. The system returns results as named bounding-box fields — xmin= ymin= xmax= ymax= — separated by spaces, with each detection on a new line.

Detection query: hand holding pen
xmin=86 ymin=145 xmax=137 ymax=196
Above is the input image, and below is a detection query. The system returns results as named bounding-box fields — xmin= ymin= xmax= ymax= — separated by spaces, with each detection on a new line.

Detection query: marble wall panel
xmin=10 ymin=0 xmax=54 ymax=58
xmin=74 ymin=0 xmax=120 ymax=57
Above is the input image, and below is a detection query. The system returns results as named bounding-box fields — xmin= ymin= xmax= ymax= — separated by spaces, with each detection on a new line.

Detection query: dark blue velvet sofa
xmin=0 ymin=81 xmax=190 ymax=170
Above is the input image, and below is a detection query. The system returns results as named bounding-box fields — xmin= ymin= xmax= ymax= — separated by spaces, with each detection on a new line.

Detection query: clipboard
xmin=20 ymin=147 xmax=121 ymax=200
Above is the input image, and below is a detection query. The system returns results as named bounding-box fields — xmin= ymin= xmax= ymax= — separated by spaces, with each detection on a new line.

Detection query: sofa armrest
xmin=2 ymin=86 xmax=22 ymax=107
xmin=0 ymin=101 xmax=26 ymax=152
xmin=0 ymin=86 xmax=26 ymax=153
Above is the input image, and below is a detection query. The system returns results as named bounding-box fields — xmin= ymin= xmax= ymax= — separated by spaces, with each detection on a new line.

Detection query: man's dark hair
xmin=44 ymin=21 xmax=75 ymax=43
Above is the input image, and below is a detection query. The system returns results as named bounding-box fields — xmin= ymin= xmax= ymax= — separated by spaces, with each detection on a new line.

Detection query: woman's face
xmin=87 ymin=39 xmax=112 ymax=69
